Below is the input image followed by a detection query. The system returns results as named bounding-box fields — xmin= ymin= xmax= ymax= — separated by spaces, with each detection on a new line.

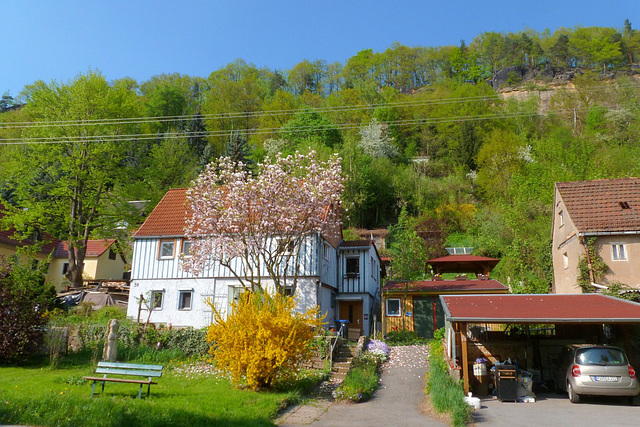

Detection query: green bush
xmin=384 ymin=330 xmax=429 ymax=345
xmin=426 ymin=339 xmax=472 ymax=427
xmin=0 ymin=254 xmax=58 ymax=363
xmin=50 ymin=307 xmax=209 ymax=361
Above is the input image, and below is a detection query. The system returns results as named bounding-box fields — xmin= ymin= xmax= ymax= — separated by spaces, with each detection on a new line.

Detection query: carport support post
xmin=460 ymin=322 xmax=469 ymax=394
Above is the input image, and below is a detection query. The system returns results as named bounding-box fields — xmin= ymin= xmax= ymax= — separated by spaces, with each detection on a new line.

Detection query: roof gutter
xmin=446 ymin=317 xmax=640 ymax=323
xmin=580 ymin=231 xmax=640 ymax=237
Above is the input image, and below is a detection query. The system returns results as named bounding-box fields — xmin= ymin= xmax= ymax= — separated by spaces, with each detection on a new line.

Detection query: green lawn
xmin=0 ymin=360 xmax=302 ymax=427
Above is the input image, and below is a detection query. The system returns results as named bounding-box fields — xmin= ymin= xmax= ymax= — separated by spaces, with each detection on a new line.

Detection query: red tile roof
xmin=556 ymin=178 xmax=640 ymax=233
xmin=426 ymin=255 xmax=500 ymax=274
xmin=134 ymin=188 xmax=188 ymax=237
xmin=0 ymin=205 xmax=60 ymax=255
xmin=55 ymin=239 xmax=116 ymax=258
xmin=441 ymin=294 xmax=640 ymax=323
xmin=384 ymin=279 xmax=508 ymax=293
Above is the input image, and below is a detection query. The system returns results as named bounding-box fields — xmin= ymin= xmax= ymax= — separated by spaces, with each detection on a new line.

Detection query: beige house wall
xmin=93 ymin=251 xmax=126 ymax=281
xmin=596 ymin=235 xmax=640 ymax=288
xmin=46 ymin=249 xmax=126 ymax=291
xmin=552 ymin=190 xmax=585 ymax=294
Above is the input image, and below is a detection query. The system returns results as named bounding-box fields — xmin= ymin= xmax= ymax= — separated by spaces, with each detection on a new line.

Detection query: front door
xmin=339 ymin=300 xmax=363 ymax=336
xmin=414 ymin=297 xmax=445 ymax=338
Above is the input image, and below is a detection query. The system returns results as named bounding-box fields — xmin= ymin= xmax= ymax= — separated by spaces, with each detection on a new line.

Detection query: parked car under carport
xmin=439 ymin=294 xmax=640 ymax=398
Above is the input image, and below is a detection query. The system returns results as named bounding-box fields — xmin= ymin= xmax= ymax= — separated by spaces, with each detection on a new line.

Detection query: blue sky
xmin=2 ymin=1 xmax=638 ymax=97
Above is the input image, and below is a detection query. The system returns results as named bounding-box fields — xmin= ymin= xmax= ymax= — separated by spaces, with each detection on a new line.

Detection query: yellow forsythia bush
xmin=206 ymin=291 xmax=323 ymax=390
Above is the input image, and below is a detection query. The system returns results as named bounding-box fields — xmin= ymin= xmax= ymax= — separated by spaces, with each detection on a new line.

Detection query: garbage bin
xmin=335 ymin=320 xmax=349 ymax=339
xmin=473 ymin=362 xmax=490 ymax=396
xmin=495 ymin=365 xmax=518 ymax=402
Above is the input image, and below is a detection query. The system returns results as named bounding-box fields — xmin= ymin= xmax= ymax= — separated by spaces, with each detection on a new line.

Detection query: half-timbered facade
xmin=126 ymin=188 xmax=381 ymax=335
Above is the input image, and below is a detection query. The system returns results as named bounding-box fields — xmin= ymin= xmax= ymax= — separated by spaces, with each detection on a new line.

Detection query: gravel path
xmin=278 ymin=344 xmax=447 ymax=426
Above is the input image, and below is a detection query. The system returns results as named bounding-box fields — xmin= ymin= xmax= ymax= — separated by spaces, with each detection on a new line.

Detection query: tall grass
xmin=425 ymin=339 xmax=472 ymax=427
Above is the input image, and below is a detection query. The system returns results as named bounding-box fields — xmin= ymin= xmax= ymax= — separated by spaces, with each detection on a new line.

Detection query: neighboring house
xmin=337 ymin=240 xmax=382 ymax=339
xmin=382 ymin=254 xmax=508 ymax=339
xmin=552 ymin=178 xmax=640 ymax=294
xmin=0 ymin=227 xmax=59 ymax=264
xmin=125 ymin=188 xmax=382 ymax=333
xmin=47 ymin=239 xmax=127 ymax=291
xmin=0 ymin=205 xmax=60 ymax=269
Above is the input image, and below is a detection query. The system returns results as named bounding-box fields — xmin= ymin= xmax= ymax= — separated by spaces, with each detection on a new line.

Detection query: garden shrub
xmin=206 ymin=291 xmax=323 ymax=390
xmin=385 ymin=329 xmax=429 ymax=345
xmin=0 ymin=254 xmax=57 ymax=363
xmin=50 ymin=306 xmax=209 ymax=360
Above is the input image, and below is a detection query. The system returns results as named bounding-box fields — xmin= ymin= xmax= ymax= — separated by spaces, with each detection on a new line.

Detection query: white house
xmin=126 ymin=188 xmax=381 ymax=336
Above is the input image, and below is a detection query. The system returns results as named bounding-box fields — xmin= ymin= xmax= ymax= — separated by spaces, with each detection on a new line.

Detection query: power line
xmin=0 ymin=105 xmax=614 ymax=146
xmin=1 ymin=83 xmax=636 ymax=131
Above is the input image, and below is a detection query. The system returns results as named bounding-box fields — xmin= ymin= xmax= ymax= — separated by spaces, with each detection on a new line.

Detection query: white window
xmin=558 ymin=210 xmax=564 ymax=227
xmin=150 ymin=290 xmax=164 ymax=310
xmin=563 ymin=252 xmax=569 ymax=270
xmin=181 ymin=239 xmax=192 ymax=257
xmin=178 ymin=290 xmax=193 ymax=310
xmin=612 ymin=244 xmax=627 ymax=261
xmin=386 ymin=299 xmax=401 ymax=317
xmin=159 ymin=239 xmax=175 ymax=259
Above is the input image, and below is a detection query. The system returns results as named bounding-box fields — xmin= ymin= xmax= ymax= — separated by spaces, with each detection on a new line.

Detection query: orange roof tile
xmin=55 ymin=239 xmax=116 ymax=258
xmin=134 ymin=188 xmax=188 ymax=237
xmin=557 ymin=178 xmax=640 ymax=233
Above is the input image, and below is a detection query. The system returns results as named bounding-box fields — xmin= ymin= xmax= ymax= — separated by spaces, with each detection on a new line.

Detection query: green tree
xmin=2 ymin=71 xmax=139 ymax=288
xmin=280 ymin=110 xmax=342 ymax=148
xmin=388 ymin=208 xmax=429 ymax=280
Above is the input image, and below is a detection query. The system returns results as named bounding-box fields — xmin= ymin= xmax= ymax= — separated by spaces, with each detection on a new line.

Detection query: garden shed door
xmin=414 ymin=297 xmax=445 ymax=338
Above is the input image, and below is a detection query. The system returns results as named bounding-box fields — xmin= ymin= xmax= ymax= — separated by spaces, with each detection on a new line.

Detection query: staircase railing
xmin=329 ymin=323 xmax=345 ymax=368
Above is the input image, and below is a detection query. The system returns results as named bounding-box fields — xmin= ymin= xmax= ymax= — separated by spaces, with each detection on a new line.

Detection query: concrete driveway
xmin=471 ymin=393 xmax=640 ymax=427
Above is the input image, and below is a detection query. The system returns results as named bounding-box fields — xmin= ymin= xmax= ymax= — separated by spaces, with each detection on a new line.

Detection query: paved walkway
xmin=277 ymin=345 xmax=448 ymax=426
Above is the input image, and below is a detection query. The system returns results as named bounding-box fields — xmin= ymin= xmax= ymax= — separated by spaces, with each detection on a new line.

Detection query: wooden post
xmin=460 ymin=322 xmax=470 ymax=394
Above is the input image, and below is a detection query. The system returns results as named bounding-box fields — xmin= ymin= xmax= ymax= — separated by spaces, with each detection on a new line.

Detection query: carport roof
xmin=441 ymin=294 xmax=640 ymax=323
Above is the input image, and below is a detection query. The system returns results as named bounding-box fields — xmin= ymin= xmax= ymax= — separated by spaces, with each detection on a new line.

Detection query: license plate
xmin=592 ymin=376 xmax=618 ymax=382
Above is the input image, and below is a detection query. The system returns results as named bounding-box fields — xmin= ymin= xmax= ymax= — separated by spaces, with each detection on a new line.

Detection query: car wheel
xmin=567 ymin=383 xmax=580 ymax=404
xmin=628 ymin=396 xmax=639 ymax=406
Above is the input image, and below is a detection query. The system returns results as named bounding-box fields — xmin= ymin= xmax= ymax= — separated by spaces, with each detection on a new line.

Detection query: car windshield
xmin=576 ymin=347 xmax=627 ymax=366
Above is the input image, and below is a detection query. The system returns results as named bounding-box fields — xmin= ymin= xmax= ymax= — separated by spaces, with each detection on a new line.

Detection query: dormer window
xmin=619 ymin=201 xmax=631 ymax=209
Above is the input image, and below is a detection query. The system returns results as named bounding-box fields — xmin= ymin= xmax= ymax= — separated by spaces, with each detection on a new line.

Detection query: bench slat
xmin=83 ymin=376 xmax=157 ymax=385
xmin=95 ymin=367 xmax=163 ymax=377
xmin=97 ymin=362 xmax=163 ymax=371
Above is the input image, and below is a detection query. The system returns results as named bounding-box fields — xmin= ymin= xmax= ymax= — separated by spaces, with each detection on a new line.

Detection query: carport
xmin=440 ymin=294 xmax=640 ymax=394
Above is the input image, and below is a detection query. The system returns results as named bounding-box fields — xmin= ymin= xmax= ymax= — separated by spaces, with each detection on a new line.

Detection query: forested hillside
xmin=2 ymin=22 xmax=640 ymax=292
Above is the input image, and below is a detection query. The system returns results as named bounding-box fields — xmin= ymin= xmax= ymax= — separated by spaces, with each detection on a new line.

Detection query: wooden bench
xmin=83 ymin=362 xmax=163 ymax=399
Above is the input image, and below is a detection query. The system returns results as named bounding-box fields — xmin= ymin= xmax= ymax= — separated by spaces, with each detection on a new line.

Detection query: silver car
xmin=555 ymin=344 xmax=640 ymax=404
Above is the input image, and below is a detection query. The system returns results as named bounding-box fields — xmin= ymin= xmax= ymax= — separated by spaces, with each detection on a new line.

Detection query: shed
xmin=382 ymin=278 xmax=508 ymax=338
xmin=440 ymin=294 xmax=640 ymax=393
